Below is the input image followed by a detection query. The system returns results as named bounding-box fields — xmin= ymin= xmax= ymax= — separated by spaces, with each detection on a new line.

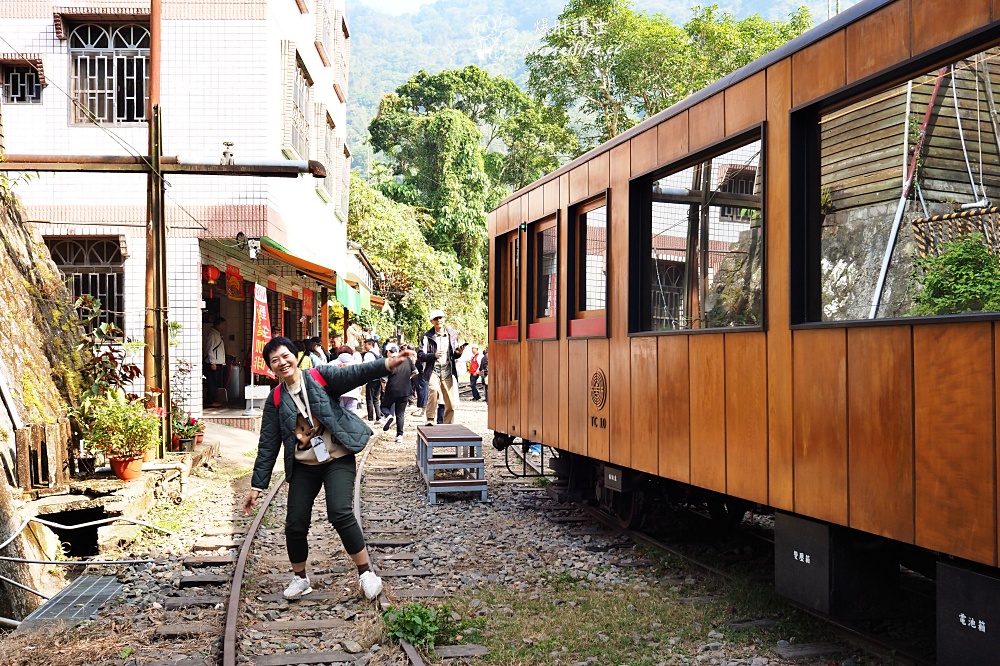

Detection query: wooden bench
xmin=416 ymin=425 xmax=487 ymax=504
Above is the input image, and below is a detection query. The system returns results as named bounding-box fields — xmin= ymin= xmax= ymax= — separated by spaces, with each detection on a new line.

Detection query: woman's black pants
xmin=285 ymin=455 xmax=366 ymax=563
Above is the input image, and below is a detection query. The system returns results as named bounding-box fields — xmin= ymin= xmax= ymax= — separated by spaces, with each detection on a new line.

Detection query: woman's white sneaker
xmin=359 ymin=570 xmax=383 ymax=599
xmin=283 ymin=574 xmax=312 ymax=600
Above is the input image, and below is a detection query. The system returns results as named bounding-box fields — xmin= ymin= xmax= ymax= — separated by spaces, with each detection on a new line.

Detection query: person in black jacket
xmin=417 ymin=309 xmax=466 ymax=425
xmin=242 ymin=336 xmax=416 ymax=601
xmin=380 ymin=344 xmax=415 ymax=442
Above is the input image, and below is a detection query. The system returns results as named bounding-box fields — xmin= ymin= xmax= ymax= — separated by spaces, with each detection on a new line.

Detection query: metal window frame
xmin=68 ymin=23 xmax=149 ymax=125
xmin=2 ymin=65 xmax=42 ymax=104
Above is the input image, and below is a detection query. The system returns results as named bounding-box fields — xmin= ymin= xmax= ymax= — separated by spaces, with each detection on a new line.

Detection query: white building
xmin=0 ymin=0 xmax=365 ymax=420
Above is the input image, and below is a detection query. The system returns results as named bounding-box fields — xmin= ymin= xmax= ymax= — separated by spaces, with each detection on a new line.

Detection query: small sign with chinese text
xmin=250 ymin=283 xmax=274 ymax=378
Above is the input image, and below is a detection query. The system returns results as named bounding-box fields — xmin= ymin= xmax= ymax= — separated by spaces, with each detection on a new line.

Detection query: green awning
xmin=336 ymin=275 xmax=362 ymax=315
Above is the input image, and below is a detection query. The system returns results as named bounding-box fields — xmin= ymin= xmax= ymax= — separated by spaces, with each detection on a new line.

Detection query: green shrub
xmin=912 ymin=233 xmax=1000 ymax=315
xmin=382 ymin=603 xmax=457 ymax=650
xmin=88 ymin=396 xmax=159 ymax=459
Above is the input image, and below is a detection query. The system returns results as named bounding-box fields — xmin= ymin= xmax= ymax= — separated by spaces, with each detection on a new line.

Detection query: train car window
xmin=528 ymin=215 xmax=558 ymax=339
xmin=632 ymin=132 xmax=764 ymax=332
xmin=814 ymin=46 xmax=1000 ymax=321
xmin=495 ymin=231 xmax=520 ymax=341
xmin=568 ymin=195 xmax=608 ymax=337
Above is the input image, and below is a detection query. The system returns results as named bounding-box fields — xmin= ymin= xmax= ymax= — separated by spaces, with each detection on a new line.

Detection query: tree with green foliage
xmin=911 ymin=234 xmax=1000 ymax=315
xmin=348 ymin=173 xmax=487 ymax=344
xmin=370 ymin=65 xmax=577 ymax=195
xmin=526 ymin=1 xmax=812 ymax=150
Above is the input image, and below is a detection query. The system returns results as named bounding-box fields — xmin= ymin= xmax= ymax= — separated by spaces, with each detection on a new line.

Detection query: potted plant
xmin=171 ymin=411 xmax=199 ymax=452
xmin=192 ymin=418 xmax=206 ymax=446
xmin=89 ymin=396 xmax=159 ymax=481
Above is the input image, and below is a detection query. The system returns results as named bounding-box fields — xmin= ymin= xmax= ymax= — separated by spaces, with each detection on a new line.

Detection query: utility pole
xmin=146 ymin=0 xmax=169 ymax=455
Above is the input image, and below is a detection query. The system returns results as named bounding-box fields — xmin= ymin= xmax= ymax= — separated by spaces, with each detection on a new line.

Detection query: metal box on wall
xmin=937 ymin=561 xmax=1000 ymax=665
xmin=774 ymin=512 xmax=896 ymax=617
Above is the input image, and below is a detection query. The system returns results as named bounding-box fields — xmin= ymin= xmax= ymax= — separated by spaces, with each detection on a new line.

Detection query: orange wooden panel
xmin=493 ymin=342 xmax=507 ymax=432
xmin=913 ymin=0 xmax=990 ymax=56
xmin=792 ymin=328 xmax=848 ymax=525
xmin=847 ymin=326 xmax=914 ymax=543
xmin=689 ymin=334 xmax=726 ymax=492
xmin=569 ymin=164 xmax=589 ymax=204
xmin=543 ymin=340 xmax=559 ymax=446
xmin=608 ymin=143 xmax=631 ymax=466
xmin=518 ymin=198 xmax=529 ymax=437
xmin=688 ymin=93 xmax=725 ymax=151
xmin=559 ymin=175 xmax=571 ymax=450
xmin=630 ymin=337 xmax=658 ymax=474
xmin=528 ymin=187 xmax=544 ymax=222
xmin=724 ymin=332 xmax=768 ymax=505
xmin=543 ymin=178 xmax=560 ymax=216
xmin=507 ymin=342 xmax=521 ymax=438
xmin=915 ymin=323 xmax=995 ymax=566
xmin=587 ymin=338 xmax=610 ymax=461
xmin=630 ymin=127 xmax=658 ymax=177
xmin=724 ymin=71 xmax=766 ymax=135
xmin=846 ymin=0 xmax=911 ymax=83
xmin=497 ymin=201 xmax=509 ymax=235
xmin=488 ymin=211 xmax=497 ymax=432
xmin=657 ymin=110 xmax=689 ymax=166
xmin=792 ymin=30 xmax=845 ymax=108
xmin=658 ymin=335 xmax=690 ymax=482
xmin=526 ymin=342 xmax=544 ymax=441
xmin=567 ymin=339 xmax=589 ymax=456
xmin=589 ymin=151 xmax=610 ymax=195
xmin=766 ymin=57 xmax=793 ymax=511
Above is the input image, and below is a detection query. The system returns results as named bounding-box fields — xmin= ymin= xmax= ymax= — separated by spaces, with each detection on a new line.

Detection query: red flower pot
xmin=109 ymin=456 xmax=143 ymax=481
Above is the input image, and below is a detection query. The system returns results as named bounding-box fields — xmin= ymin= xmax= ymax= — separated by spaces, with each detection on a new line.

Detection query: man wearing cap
xmin=417 ymin=309 xmax=465 ymax=425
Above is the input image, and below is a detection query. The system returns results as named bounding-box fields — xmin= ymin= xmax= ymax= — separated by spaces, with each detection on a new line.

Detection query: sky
xmin=354 ymin=0 xmax=864 ymax=19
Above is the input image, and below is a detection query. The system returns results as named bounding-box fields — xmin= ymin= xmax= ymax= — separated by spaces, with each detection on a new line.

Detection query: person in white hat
xmin=416 ymin=309 xmax=466 ymax=425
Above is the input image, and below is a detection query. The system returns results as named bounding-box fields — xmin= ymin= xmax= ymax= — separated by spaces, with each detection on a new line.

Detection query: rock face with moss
xmin=0 ymin=183 xmax=87 ymax=619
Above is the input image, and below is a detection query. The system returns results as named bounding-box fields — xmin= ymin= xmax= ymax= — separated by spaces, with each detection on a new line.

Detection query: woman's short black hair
xmin=262 ymin=336 xmax=297 ymax=364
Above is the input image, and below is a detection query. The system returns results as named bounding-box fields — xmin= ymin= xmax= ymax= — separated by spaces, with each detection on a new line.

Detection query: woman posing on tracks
xmin=242 ymin=336 xmax=417 ymax=601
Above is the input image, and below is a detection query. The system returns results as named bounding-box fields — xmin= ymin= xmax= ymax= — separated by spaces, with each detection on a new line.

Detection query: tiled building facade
xmin=0 ymin=0 xmax=352 ymax=414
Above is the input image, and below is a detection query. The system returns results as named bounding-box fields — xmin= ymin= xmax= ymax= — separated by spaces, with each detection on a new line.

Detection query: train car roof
xmin=497 ymin=0 xmax=893 ymax=209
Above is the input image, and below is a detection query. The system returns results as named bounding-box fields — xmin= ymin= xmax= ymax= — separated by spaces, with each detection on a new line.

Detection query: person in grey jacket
xmin=242 ymin=336 xmax=416 ymax=601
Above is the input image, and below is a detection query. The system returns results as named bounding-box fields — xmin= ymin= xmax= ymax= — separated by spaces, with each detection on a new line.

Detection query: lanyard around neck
xmin=286 ymin=379 xmax=315 ymax=428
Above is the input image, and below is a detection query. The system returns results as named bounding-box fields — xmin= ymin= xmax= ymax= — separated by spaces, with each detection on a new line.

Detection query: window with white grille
xmin=46 ymin=237 xmax=126 ymax=332
xmin=339 ymin=143 xmax=351 ymax=214
xmin=3 ymin=66 xmax=41 ymax=103
xmin=290 ymin=58 xmax=312 ymax=160
xmin=69 ymin=24 xmax=149 ymax=124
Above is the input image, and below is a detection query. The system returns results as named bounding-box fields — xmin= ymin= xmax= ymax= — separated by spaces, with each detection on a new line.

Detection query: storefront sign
xmin=250 ymin=283 xmax=275 ymax=378
xmin=226 ymin=263 xmax=244 ymax=301
xmin=302 ymin=288 xmax=314 ymax=316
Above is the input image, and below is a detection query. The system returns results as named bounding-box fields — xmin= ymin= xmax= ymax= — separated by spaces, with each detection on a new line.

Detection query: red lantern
xmin=203 ymin=265 xmax=221 ymax=284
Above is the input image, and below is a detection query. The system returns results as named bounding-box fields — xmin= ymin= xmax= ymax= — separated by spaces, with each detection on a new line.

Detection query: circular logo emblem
xmin=590 ymin=369 xmax=607 ymax=410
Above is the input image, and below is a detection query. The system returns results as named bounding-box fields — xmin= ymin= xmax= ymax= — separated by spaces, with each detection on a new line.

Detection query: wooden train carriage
xmin=489 ymin=0 xmax=1000 ymax=611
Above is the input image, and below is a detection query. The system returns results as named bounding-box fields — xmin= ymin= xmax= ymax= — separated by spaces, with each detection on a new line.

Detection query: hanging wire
xmin=0 ymin=34 xmax=208 ymax=230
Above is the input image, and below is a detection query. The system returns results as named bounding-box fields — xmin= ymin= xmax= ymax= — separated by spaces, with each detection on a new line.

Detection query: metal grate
xmin=69 ymin=24 xmax=149 ymax=124
xmin=19 ymin=575 xmax=122 ymax=628
xmin=3 ymin=65 xmax=41 ymax=103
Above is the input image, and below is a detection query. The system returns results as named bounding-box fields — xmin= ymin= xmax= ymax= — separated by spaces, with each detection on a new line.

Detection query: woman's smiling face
xmin=268 ymin=345 xmax=299 ymax=382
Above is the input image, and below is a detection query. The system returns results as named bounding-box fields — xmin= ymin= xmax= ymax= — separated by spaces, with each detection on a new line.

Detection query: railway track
xmin=507 ymin=445 xmax=935 ymax=666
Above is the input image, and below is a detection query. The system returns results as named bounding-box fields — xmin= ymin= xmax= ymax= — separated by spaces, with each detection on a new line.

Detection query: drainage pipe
xmin=142 ymin=460 xmax=190 ymax=499
xmin=0 ymin=556 xmax=157 ymax=566
xmin=0 ymin=616 xmax=20 ymax=629
xmin=0 ymin=574 xmax=49 ymax=599
xmin=0 ymin=515 xmax=173 ymax=553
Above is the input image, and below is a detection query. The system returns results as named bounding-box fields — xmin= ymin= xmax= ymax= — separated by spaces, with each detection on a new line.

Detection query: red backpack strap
xmin=274 ymin=369 xmax=325 ymax=408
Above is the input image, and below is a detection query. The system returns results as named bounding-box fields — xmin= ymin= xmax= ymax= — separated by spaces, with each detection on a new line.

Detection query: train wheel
xmin=615 ymin=491 xmax=644 ymax=529
xmin=707 ymin=496 xmax=747 ymax=527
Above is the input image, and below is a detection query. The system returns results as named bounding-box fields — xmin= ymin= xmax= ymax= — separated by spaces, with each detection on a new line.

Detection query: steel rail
xmin=221 ymin=473 xmax=285 ymax=666
xmin=507 ymin=446 xmax=932 ymax=666
xmin=354 ymin=433 xmax=425 ymax=666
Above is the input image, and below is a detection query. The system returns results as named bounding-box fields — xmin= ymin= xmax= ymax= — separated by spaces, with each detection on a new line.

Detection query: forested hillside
xmin=347 ymin=0 xmax=856 ymax=173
